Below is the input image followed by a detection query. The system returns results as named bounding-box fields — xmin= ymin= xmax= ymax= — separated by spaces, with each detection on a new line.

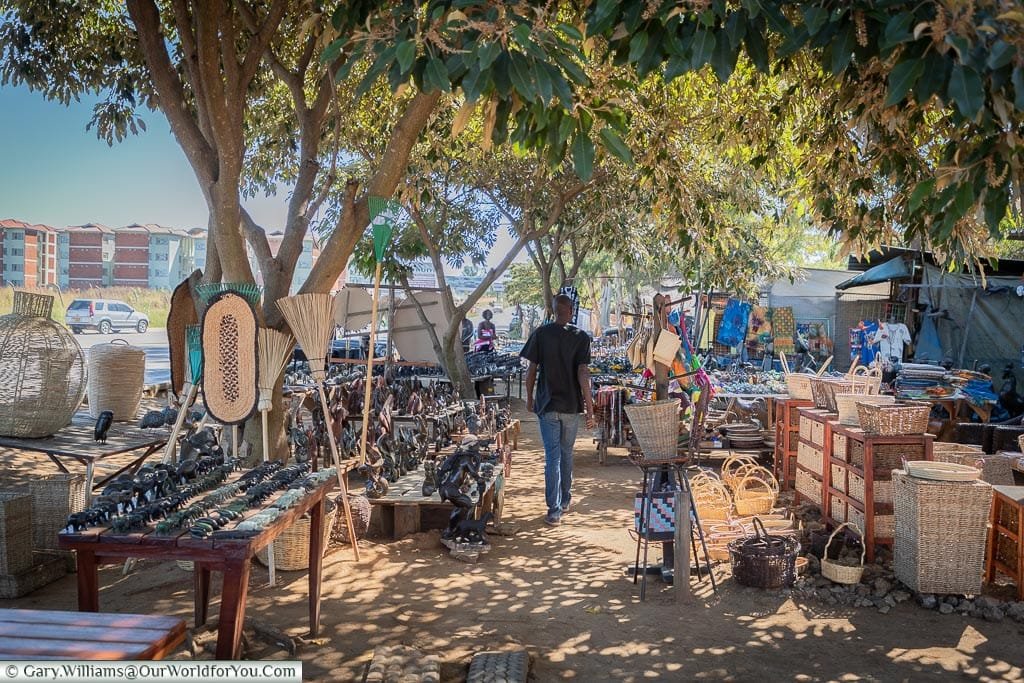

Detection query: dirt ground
xmin=2 ymin=402 xmax=1023 ymax=682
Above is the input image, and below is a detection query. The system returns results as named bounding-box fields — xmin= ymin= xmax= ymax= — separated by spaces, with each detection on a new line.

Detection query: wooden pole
xmin=162 ymin=382 xmax=197 ymax=463
xmin=957 ymin=289 xmax=979 ymax=368
xmin=261 ymin=410 xmax=276 ymax=586
xmin=653 ymin=294 xmax=669 ymax=401
xmin=674 ymin=489 xmax=693 ymax=603
xmin=317 ymin=383 xmax=361 ymax=561
xmin=358 ymin=261 xmax=384 ymax=466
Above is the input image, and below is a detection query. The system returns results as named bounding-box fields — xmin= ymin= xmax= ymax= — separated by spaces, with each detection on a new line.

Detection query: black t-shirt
xmin=520 ymin=323 xmax=591 ymax=414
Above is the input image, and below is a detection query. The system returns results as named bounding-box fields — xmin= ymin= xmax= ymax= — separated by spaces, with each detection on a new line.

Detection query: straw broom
xmin=257 ymin=328 xmax=294 ymax=586
xmin=277 ymin=293 xmax=360 ymax=560
xmin=164 ymin=325 xmax=203 ymax=464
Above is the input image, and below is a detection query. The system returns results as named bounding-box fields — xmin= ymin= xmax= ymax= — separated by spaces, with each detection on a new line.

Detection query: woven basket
xmin=846 ymin=365 xmax=882 ymax=395
xmin=785 ymin=374 xmax=814 ymax=400
xmin=821 ymin=522 xmax=865 ymax=584
xmin=835 ymin=394 xmax=895 ymax=426
xmin=892 ymin=470 xmax=993 ymax=595
xmin=0 ymin=292 xmax=87 ymax=437
xmin=168 ymin=275 xmax=199 ymax=398
xmin=992 ymin=425 xmax=1024 ymax=454
xmin=721 ymin=454 xmax=759 ymax=489
xmin=821 ymin=380 xmax=866 ymax=413
xmin=795 ymin=468 xmax=822 ymax=505
xmin=86 ymin=340 xmax=145 ymax=421
xmin=935 ymin=448 xmax=1015 ymax=486
xmin=623 ymin=399 xmax=681 ymax=463
xmin=257 ymin=500 xmax=337 ymax=571
xmin=728 ymin=517 xmax=799 ymax=589
xmin=733 ymin=473 xmax=778 ymax=516
xmin=0 ymin=492 xmax=33 ymax=575
xmin=28 ymin=473 xmax=86 ymax=550
xmin=692 ymin=477 xmax=732 ymax=522
xmin=1019 ymin=434 xmax=1024 ymax=453
xmin=856 ymin=401 xmax=930 ymax=435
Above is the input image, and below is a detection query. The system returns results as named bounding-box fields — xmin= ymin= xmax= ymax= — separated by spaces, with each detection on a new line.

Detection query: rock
xmin=1005 ymin=602 xmax=1024 ymax=623
xmin=892 ymin=591 xmax=911 ymax=604
xmin=918 ymin=594 xmax=938 ymax=610
xmin=975 ymin=596 xmax=998 ymax=610
xmin=982 ymin=606 xmax=1004 ymax=623
xmin=856 ymin=584 xmax=871 ymax=597
xmin=878 ymin=605 xmax=891 ymax=615
xmin=884 ymin=594 xmax=896 ymax=607
xmin=873 ymin=578 xmax=892 ymax=597
xmin=939 ymin=603 xmax=954 ymax=615
xmin=942 ymin=596 xmax=958 ymax=606
xmin=957 ymin=600 xmax=972 ymax=614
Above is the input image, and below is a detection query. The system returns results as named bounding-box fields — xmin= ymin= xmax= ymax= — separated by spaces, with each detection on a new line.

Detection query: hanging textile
xmin=771 ymin=307 xmax=796 ymax=354
xmin=716 ymin=299 xmax=751 ymax=347
xmin=746 ymin=306 xmax=772 ymax=347
xmin=699 ymin=309 xmax=716 ymax=349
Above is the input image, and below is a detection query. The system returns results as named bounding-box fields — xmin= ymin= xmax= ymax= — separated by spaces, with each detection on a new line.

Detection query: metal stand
xmin=632 ymin=460 xmax=717 ymax=600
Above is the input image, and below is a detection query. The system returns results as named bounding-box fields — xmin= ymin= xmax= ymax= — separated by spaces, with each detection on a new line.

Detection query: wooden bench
xmin=0 ymin=609 xmax=185 ymax=660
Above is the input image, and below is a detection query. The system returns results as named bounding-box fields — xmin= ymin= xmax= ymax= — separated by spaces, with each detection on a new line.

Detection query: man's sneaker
xmin=561 ymin=501 xmax=573 ymax=515
xmin=544 ymin=513 xmax=561 ymax=526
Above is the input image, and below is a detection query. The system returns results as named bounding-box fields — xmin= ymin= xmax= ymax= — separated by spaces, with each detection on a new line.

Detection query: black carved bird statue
xmin=94 ymin=410 xmax=114 ymax=444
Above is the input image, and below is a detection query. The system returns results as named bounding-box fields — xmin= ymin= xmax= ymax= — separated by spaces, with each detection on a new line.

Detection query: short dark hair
xmin=553 ymin=294 xmax=573 ymax=308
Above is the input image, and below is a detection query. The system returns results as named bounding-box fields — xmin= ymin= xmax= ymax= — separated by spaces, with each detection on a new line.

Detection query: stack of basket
xmin=892 ymin=469 xmax=992 ymax=595
xmin=932 ymin=442 xmax=1014 ymax=485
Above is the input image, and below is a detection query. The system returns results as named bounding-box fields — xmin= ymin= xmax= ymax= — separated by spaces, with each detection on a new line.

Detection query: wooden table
xmin=0 ymin=608 xmax=185 ymax=660
xmin=986 ymin=485 xmax=1024 ymax=600
xmin=0 ymin=411 xmax=168 ymax=503
xmin=59 ymin=472 xmax=336 ymax=659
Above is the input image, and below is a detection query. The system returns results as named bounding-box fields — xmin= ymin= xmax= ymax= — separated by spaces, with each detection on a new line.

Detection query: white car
xmin=66 ymin=299 xmax=150 ymax=334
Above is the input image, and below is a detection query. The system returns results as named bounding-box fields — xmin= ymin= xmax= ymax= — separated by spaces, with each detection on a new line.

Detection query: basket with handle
xmin=856 ymin=401 xmax=930 ymax=435
xmin=691 ymin=476 xmax=732 ymax=521
xmin=86 ymin=339 xmax=145 ymax=421
xmin=835 ymin=394 xmax=894 ymax=426
xmin=733 ymin=472 xmax=778 ymax=516
xmin=779 ymin=352 xmax=813 ymax=399
xmin=846 ymin=365 xmax=882 ymax=395
xmin=821 ymin=522 xmax=865 ymax=584
xmin=728 ymin=517 xmax=799 ymax=589
xmin=721 ymin=454 xmax=759 ymax=489
xmin=623 ymin=399 xmax=682 ymax=463
xmin=810 ymin=377 xmax=853 ymax=412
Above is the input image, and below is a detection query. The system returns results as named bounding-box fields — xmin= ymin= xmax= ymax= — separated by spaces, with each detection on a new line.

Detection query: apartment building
xmin=249 ymin=231 xmax=321 ymax=294
xmin=0 ymin=219 xmax=59 ymax=287
xmin=64 ymin=223 xmax=115 ymax=288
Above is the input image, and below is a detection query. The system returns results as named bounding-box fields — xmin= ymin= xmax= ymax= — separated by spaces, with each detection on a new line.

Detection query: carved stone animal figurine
xmin=421 ymin=459 xmax=438 ymax=497
xmin=94 ymin=410 xmax=114 ymax=444
xmin=138 ymin=409 xmax=165 ymax=429
xmin=452 ymin=512 xmax=493 ymax=545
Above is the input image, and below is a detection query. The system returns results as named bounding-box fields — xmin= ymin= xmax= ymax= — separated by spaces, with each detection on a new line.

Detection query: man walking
xmin=521 ymin=294 xmax=595 ymax=526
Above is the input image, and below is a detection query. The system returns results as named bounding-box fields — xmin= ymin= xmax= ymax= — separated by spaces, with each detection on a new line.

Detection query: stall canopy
xmin=835 ymin=256 xmax=912 ymax=290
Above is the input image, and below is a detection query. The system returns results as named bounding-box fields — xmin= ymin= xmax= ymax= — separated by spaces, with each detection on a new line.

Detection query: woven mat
xmin=201 ymin=291 xmax=258 ymax=425
xmin=168 ymin=274 xmax=199 ymax=396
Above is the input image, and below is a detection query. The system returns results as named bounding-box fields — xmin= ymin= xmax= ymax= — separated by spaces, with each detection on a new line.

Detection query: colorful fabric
xmin=746 ymin=306 xmax=772 ymax=345
xmin=716 ymin=299 xmax=751 ymax=347
xmin=771 ymin=307 xmax=796 ymax=352
xmin=634 ymin=491 xmax=677 ymax=540
xmin=699 ymin=310 xmax=716 ymax=349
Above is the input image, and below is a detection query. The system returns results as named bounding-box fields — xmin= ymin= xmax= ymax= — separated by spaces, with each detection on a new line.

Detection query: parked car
xmin=65 ymin=299 xmax=150 ymax=334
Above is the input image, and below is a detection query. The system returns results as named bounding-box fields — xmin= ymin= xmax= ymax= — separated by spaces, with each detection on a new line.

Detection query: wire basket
xmin=821 ymin=522 xmax=865 ymax=585
xmin=728 ymin=517 xmax=799 ymax=589
xmin=623 ymin=399 xmax=681 ymax=463
xmin=856 ymin=401 xmax=930 ymax=435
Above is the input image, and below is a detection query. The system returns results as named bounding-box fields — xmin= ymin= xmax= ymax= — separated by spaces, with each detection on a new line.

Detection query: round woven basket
xmin=257 ymin=499 xmax=337 ymax=571
xmin=87 ymin=340 xmax=145 ymax=421
xmin=692 ymin=477 xmax=732 ymax=521
xmin=623 ymin=399 xmax=681 ymax=462
xmin=733 ymin=472 xmax=778 ymax=516
xmin=0 ymin=292 xmax=86 ymax=437
xmin=821 ymin=522 xmax=865 ymax=584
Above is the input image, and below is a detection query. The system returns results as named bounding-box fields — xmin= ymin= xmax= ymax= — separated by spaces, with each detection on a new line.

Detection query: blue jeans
xmin=537 ymin=411 xmax=580 ymax=516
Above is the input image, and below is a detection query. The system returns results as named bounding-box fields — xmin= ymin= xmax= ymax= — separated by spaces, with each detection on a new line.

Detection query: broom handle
xmin=317 ymin=383 xmax=361 ymax=562
xmin=261 ymin=409 xmax=276 ymax=587
xmin=162 ymin=382 xmax=198 ymax=464
xmin=358 ymin=261 xmax=384 ymax=466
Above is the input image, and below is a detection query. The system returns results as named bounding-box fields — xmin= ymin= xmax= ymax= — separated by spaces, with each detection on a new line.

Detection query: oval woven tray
xmin=904 ymin=461 xmax=980 ymax=482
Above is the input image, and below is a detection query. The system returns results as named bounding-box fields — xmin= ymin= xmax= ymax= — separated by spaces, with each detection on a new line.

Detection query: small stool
xmin=985 ymin=485 xmax=1024 ymax=600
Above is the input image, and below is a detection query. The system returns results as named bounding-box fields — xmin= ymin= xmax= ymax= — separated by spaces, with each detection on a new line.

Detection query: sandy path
xmin=2 ymin=405 xmax=1022 ymax=681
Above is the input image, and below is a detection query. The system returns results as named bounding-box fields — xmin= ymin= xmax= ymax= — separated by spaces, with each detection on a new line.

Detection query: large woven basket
xmin=784 ymin=373 xmax=814 ymax=400
xmin=0 ymin=492 xmax=33 ymax=575
xmin=821 ymin=522 xmax=865 ymax=585
xmin=732 ymin=471 xmax=778 ymax=517
xmin=728 ymin=517 xmax=799 ymax=589
xmin=933 ymin=444 xmax=1014 ymax=485
xmin=835 ymin=394 xmax=894 ymax=426
xmin=691 ymin=475 xmax=732 ymax=522
xmin=623 ymin=399 xmax=681 ymax=463
xmin=257 ymin=499 xmax=337 ymax=571
xmin=28 ymin=473 xmax=87 ymax=550
xmin=0 ymin=292 xmax=87 ymax=437
xmin=87 ymin=340 xmax=145 ymax=421
xmin=892 ymin=470 xmax=992 ymax=595
xmin=856 ymin=401 xmax=930 ymax=435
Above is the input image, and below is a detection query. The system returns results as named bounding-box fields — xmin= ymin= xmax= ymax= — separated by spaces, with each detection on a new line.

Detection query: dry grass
xmin=0 ymin=286 xmax=171 ymax=328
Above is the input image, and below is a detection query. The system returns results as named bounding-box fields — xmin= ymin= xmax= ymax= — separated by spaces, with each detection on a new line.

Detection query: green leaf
xmin=599 ymin=127 xmax=633 ymax=164
xmin=492 ymin=52 xmax=512 ymax=96
xmin=885 ymin=58 xmax=925 ymax=107
xmin=424 ymin=56 xmax=451 ymax=93
xmin=949 ymin=181 xmax=975 ymax=222
xmin=745 ymin=26 xmax=769 ymax=73
xmin=801 ymin=6 xmax=829 ymax=36
xmin=914 ymin=51 xmax=948 ymax=103
xmin=557 ymin=23 xmax=583 ymax=41
xmin=478 ymin=41 xmax=501 ymax=70
xmin=628 ymin=32 xmax=649 ymax=63
xmin=908 ymin=178 xmax=935 ymax=213
xmin=395 ymin=41 xmax=416 ymax=73
xmin=881 ymin=12 xmax=914 ymax=51
xmin=508 ymin=53 xmax=536 ymax=99
xmin=690 ymin=29 xmax=716 ymax=69
xmin=725 ymin=10 xmax=747 ymax=48
xmin=572 ymin=131 xmax=595 ymax=181
xmin=588 ymin=0 xmax=620 ymax=35
xmin=711 ymin=30 xmax=739 ymax=82
xmin=532 ymin=61 xmax=553 ymax=105
xmin=1014 ymin=66 xmax=1024 ymax=110
xmin=545 ymin=63 xmax=574 ymax=107
xmin=558 ymin=115 xmax=575 ymax=145
xmin=830 ymin=23 xmax=855 ymax=75
xmin=462 ymin=65 xmax=484 ymax=102
xmin=664 ymin=54 xmax=689 ymax=80
xmin=321 ymin=38 xmax=345 ymax=64
xmin=947 ymin=64 xmax=984 ymax=119
xmin=552 ymin=51 xmax=589 ymax=85
xmin=987 ymin=40 xmax=1016 ymax=70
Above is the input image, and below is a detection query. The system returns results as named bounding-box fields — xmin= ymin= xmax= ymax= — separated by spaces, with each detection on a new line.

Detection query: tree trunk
xmin=440 ymin=327 xmax=475 ymax=397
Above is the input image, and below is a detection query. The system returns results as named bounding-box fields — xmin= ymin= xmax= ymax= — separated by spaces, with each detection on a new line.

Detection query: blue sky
xmin=0 ymin=83 xmax=519 ymax=269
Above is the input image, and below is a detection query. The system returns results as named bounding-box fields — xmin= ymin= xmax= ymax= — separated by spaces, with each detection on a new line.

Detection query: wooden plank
xmin=0 ymin=609 xmax=182 ymax=630
xmin=392 ymin=504 xmax=421 ymax=539
xmin=0 ymin=623 xmax=176 ymax=644
xmin=0 ymin=636 xmax=151 ymax=660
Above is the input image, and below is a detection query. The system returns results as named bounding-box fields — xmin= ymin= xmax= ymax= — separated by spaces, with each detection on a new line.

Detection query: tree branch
xmin=239 ymin=0 xmax=288 ymax=87
xmin=240 ymin=207 xmax=274 ymax=266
